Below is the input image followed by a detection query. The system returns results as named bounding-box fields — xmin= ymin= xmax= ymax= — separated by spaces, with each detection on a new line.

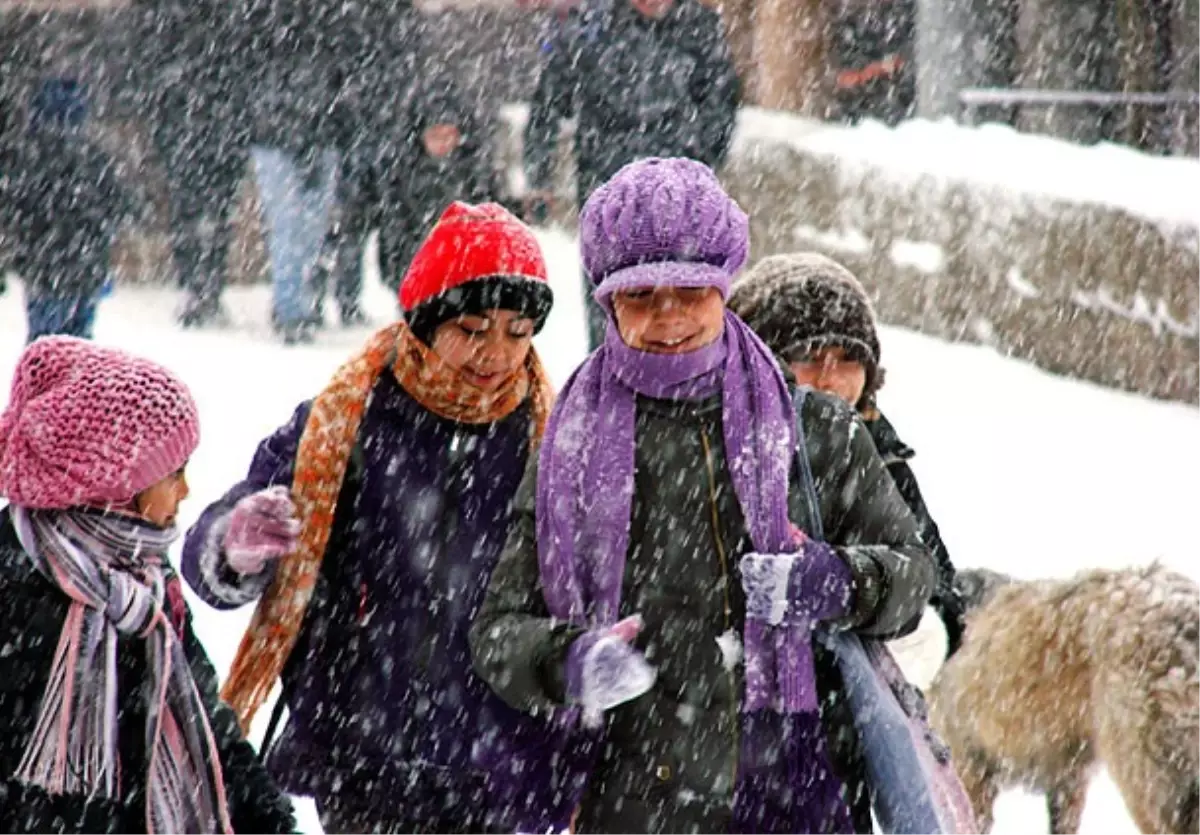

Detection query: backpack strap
xmin=257 ymin=696 xmax=288 ymax=764
xmin=791 ymin=386 xmax=825 ymax=542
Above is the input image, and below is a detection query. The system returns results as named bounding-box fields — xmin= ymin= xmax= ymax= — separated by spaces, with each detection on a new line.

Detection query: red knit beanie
xmin=399 ymin=201 xmax=553 ymax=342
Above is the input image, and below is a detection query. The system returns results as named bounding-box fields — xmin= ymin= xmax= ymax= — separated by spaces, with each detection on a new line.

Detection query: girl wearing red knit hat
xmin=0 ymin=337 xmax=296 ymax=834
xmin=180 ymin=202 xmax=558 ymax=833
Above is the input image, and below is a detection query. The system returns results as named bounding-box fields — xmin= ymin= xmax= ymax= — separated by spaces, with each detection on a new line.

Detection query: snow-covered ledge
xmin=499 ymin=105 xmax=1199 ymax=403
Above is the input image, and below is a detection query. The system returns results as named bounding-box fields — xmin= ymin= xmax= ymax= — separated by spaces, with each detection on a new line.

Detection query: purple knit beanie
xmin=0 ymin=337 xmax=200 ymax=510
xmin=580 ymin=157 xmax=749 ymax=304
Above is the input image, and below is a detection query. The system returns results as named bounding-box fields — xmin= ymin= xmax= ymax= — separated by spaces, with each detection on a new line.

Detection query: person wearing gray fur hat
xmin=729 ymin=252 xmax=966 ymax=658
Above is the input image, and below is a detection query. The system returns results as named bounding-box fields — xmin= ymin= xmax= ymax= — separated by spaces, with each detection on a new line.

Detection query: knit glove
xmin=223 ymin=486 xmax=300 ymax=575
xmin=566 ymin=616 xmax=657 ymax=715
xmin=740 ymin=541 xmax=854 ymax=627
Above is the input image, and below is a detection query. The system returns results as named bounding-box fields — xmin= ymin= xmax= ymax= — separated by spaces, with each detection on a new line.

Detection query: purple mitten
xmin=566 ymin=616 xmax=656 ymax=717
xmin=741 ymin=542 xmax=853 ymax=627
xmin=223 ymin=486 xmax=300 ymax=575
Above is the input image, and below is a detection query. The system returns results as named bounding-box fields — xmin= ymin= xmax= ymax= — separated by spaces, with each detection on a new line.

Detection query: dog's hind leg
xmin=1046 ymin=767 xmax=1089 ymax=834
xmin=1103 ymin=722 xmax=1194 ymax=834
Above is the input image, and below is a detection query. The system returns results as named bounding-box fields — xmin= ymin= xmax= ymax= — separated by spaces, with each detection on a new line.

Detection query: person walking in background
xmin=0 ymin=79 xmax=133 ymax=343
xmin=376 ymin=72 xmax=510 ymax=294
xmin=309 ymin=0 xmax=420 ymax=327
xmin=134 ymin=0 xmax=252 ymax=329
xmin=242 ymin=0 xmax=344 ymax=345
xmin=830 ymin=0 xmax=916 ymax=125
xmin=523 ymin=0 xmax=740 ymax=350
xmin=729 ymin=252 xmax=966 ymax=657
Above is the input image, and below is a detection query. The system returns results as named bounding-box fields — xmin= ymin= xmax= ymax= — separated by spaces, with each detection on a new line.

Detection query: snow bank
xmin=734 ymin=109 xmax=1200 ymax=229
xmin=497 ymin=105 xmax=1199 ymax=402
xmin=722 ymin=111 xmax=1200 ymax=404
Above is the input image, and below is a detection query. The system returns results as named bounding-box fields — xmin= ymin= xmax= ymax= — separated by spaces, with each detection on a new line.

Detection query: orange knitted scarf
xmin=221 ymin=320 xmax=552 ymax=733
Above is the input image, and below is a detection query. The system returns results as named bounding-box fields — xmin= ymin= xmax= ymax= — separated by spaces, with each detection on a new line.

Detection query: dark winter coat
xmin=375 ymin=80 xmax=506 ymax=289
xmin=330 ymin=0 xmax=420 ymax=155
xmin=0 ymin=125 xmax=132 ymax=297
xmin=524 ymin=0 xmax=740 ymax=203
xmin=830 ymin=0 xmax=916 ymax=125
xmin=239 ymin=0 xmax=347 ymax=152
xmin=128 ymin=0 xmax=253 ymax=180
xmin=470 ymin=388 xmax=936 ymax=833
xmin=866 ymin=411 xmax=965 ymax=656
xmin=130 ymin=0 xmax=250 ymax=140
xmin=181 ymin=373 xmax=549 ymax=831
xmin=0 ymin=510 xmax=295 ymax=835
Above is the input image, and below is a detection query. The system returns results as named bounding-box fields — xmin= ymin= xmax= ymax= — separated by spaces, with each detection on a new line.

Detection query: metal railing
xmin=958 ymin=87 xmax=1199 ymax=124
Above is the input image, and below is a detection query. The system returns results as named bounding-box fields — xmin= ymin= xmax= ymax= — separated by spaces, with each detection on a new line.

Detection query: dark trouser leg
xmin=162 ymin=132 xmax=247 ymax=320
xmin=583 ymin=272 xmax=606 ymax=351
xmin=337 ymin=152 xmax=376 ymax=319
xmin=376 ymin=207 xmax=416 ymax=304
xmin=25 ymin=289 xmax=99 ymax=343
xmin=576 ymin=178 xmax=608 ymax=352
xmin=26 ymin=295 xmax=70 ymax=342
xmin=334 ymin=232 xmax=366 ymax=320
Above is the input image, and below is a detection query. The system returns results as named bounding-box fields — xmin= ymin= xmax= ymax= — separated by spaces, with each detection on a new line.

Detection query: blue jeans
xmin=251 ymin=146 xmax=339 ymax=329
xmin=26 ymin=291 xmax=100 ymax=343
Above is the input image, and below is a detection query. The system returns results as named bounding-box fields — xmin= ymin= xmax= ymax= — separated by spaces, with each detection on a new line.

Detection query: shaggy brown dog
xmin=928 ymin=564 xmax=1199 ymax=834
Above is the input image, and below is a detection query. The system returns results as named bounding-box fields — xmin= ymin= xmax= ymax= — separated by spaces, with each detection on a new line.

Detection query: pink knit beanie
xmin=0 ymin=337 xmax=201 ymax=510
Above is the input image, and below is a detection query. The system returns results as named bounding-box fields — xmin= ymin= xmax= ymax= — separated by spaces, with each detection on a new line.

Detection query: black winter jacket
xmin=239 ymin=0 xmax=347 ymax=152
xmin=524 ymin=0 xmax=740 ymax=203
xmin=0 ymin=127 xmax=133 ymax=297
xmin=471 ymin=388 xmax=935 ymax=833
xmin=866 ymin=411 xmax=965 ymax=656
xmin=0 ymin=511 xmax=295 ymax=834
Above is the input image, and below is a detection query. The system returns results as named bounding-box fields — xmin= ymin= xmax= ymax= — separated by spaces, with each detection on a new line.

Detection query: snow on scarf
xmin=221 ymin=320 xmax=553 ymax=733
xmin=534 ymin=312 xmax=855 ymax=833
xmin=12 ymin=506 xmax=233 ymax=834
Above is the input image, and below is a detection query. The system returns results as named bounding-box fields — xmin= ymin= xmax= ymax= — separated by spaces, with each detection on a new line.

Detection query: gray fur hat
xmin=728 ymin=252 xmax=883 ymax=404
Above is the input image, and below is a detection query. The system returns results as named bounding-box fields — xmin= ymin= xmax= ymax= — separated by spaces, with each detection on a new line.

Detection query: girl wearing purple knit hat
xmin=470 ymin=158 xmax=937 ymax=833
xmin=0 ymin=337 xmax=295 ymax=835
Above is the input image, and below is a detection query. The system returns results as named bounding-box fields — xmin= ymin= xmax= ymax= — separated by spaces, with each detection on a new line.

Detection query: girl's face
xmin=788 ymin=346 xmax=867 ymax=407
xmin=611 ymin=286 xmax=725 ymax=354
xmin=430 ymin=309 xmax=535 ymax=391
xmin=423 ymin=123 xmax=462 ymax=159
xmin=135 ymin=467 xmax=190 ymax=528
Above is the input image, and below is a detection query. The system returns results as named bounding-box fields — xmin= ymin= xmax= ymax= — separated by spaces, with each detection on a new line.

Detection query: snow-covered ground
xmin=2 ymin=228 xmax=1197 ymax=833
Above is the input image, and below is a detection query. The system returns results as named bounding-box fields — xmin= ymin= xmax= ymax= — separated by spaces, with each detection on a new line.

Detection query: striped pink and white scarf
xmin=11 ymin=506 xmax=233 ymax=835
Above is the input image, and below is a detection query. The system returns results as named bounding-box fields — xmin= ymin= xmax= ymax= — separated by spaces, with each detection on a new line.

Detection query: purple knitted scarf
xmin=535 ymin=311 xmax=855 ymax=832
xmin=537 ymin=310 xmax=795 ymax=623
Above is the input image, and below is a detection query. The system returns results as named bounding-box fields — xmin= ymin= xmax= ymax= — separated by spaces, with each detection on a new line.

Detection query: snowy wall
xmin=500 ymin=106 xmax=1200 ymax=404
xmin=724 ymin=110 xmax=1200 ymax=404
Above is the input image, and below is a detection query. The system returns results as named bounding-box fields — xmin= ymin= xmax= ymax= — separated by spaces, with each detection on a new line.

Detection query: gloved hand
xmin=740 ymin=540 xmax=854 ymax=627
xmin=223 ymin=486 xmax=300 ymax=575
xmin=567 ymin=615 xmax=656 ymax=714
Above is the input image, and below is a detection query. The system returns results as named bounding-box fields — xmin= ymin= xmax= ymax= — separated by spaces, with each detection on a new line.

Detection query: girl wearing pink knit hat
xmin=0 ymin=337 xmax=295 ymax=834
